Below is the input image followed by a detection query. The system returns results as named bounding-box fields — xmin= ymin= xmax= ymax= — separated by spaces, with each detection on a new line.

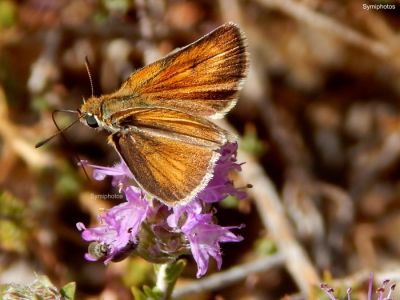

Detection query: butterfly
xmin=78 ymin=22 xmax=249 ymax=206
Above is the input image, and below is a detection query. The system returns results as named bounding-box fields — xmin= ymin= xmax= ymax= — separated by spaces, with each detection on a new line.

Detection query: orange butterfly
xmin=79 ymin=23 xmax=248 ymax=205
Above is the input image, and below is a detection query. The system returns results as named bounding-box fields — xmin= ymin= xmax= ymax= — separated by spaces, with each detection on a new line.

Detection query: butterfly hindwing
xmin=111 ymin=132 xmax=220 ymax=205
xmin=109 ymin=107 xmax=227 ymax=205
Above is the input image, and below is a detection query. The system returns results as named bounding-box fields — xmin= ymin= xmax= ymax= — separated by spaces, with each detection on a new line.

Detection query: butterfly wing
xmin=109 ymin=107 xmax=227 ymax=205
xmin=105 ymin=22 xmax=248 ymax=119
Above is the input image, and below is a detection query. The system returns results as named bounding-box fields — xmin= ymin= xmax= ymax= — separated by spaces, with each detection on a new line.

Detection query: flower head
xmin=320 ymin=273 xmax=396 ymax=300
xmin=197 ymin=142 xmax=246 ymax=203
xmin=77 ymin=186 xmax=149 ymax=263
xmin=80 ymin=159 xmax=133 ymax=188
xmin=77 ymin=142 xmax=246 ymax=277
xmin=179 ymin=212 xmax=243 ymax=277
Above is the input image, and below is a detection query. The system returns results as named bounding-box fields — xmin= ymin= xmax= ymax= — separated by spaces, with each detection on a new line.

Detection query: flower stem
xmin=154 ymin=259 xmax=186 ymax=300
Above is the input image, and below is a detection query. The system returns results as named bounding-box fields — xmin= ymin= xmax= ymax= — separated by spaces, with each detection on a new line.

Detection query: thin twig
xmin=349 ymin=130 xmax=400 ymax=200
xmin=135 ymin=0 xmax=159 ymax=65
xmin=217 ymin=119 xmax=320 ymax=297
xmin=256 ymin=0 xmax=392 ymax=59
xmin=27 ymin=28 xmax=61 ymax=94
xmin=237 ymin=142 xmax=320 ymax=296
xmin=218 ymin=3 xmax=321 ymax=295
xmin=172 ymin=253 xmax=285 ymax=299
xmin=0 ymin=86 xmax=54 ymax=170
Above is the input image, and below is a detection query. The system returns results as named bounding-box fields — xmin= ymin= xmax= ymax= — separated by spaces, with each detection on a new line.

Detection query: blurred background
xmin=1 ymin=0 xmax=400 ymax=299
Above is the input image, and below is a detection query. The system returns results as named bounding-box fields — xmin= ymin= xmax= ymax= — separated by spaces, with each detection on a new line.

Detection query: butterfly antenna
xmin=85 ymin=56 xmax=95 ymax=97
xmin=35 ymin=110 xmax=91 ymax=181
xmin=35 ymin=111 xmax=82 ymax=148
xmin=51 ymin=110 xmax=91 ymax=181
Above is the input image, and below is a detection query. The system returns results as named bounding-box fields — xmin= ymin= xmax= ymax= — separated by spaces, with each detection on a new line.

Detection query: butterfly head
xmin=79 ymin=96 xmax=102 ymax=129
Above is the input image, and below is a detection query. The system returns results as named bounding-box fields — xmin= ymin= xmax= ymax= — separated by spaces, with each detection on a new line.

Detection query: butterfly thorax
xmin=80 ymin=95 xmax=140 ymax=134
xmin=99 ymin=92 xmax=142 ymax=120
xmin=80 ymin=97 xmax=102 ymax=119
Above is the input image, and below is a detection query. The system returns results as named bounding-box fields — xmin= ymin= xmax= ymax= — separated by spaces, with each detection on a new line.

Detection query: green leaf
xmin=0 ymin=192 xmax=29 ymax=254
xmin=164 ymin=259 xmax=186 ymax=283
xmin=31 ymin=96 xmax=50 ymax=112
xmin=254 ymin=237 xmax=277 ymax=256
xmin=123 ymin=258 xmax=153 ymax=288
xmin=240 ymin=124 xmax=266 ymax=157
xmin=55 ymin=166 xmax=82 ymax=198
xmin=102 ymin=0 xmax=132 ymax=13
xmin=131 ymin=286 xmax=147 ymax=300
xmin=60 ymin=282 xmax=76 ymax=300
xmin=140 ymin=285 xmax=162 ymax=300
xmin=220 ymin=195 xmax=240 ymax=209
xmin=1 ymin=275 xmax=63 ymax=299
xmin=0 ymin=0 xmax=16 ymax=29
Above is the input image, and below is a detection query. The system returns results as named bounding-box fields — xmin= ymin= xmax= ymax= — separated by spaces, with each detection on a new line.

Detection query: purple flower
xmin=80 ymin=160 xmax=133 ymax=188
xmin=76 ymin=186 xmax=149 ymax=263
xmin=197 ymin=143 xmax=246 ymax=203
xmin=179 ymin=212 xmax=243 ymax=278
xmin=321 ymin=273 xmax=396 ymax=300
xmin=77 ymin=142 xmax=246 ymax=277
xmin=167 ymin=199 xmax=203 ymax=228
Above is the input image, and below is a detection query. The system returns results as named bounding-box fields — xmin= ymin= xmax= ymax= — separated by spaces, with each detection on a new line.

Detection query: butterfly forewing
xmin=102 ymin=23 xmax=248 ymax=120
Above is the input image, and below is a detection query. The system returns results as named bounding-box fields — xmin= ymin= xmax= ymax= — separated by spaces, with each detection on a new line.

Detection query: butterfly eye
xmin=86 ymin=114 xmax=99 ymax=128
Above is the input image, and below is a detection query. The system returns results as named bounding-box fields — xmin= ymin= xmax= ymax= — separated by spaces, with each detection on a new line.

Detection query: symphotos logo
xmin=91 ymin=193 xmax=123 ymax=200
xmin=362 ymin=3 xmax=396 ymax=10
